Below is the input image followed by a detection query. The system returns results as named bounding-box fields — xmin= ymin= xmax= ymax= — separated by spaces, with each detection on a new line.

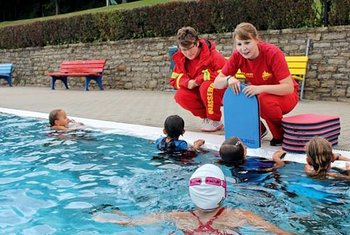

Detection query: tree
xmin=55 ymin=0 xmax=59 ymax=15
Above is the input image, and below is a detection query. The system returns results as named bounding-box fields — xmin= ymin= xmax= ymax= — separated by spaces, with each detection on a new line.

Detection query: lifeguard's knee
xmin=175 ymin=89 xmax=190 ymax=104
xmin=259 ymin=96 xmax=282 ymax=120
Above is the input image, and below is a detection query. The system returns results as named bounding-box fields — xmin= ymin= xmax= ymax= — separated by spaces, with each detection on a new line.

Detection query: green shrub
xmin=0 ymin=0 xmax=322 ymax=49
xmin=329 ymin=0 xmax=350 ymax=25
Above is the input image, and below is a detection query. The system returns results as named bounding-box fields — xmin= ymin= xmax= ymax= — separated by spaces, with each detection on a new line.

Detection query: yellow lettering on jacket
xmin=207 ymin=83 xmax=215 ymax=115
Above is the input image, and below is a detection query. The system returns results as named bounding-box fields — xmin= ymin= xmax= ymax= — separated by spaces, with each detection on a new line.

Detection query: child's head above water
xmin=189 ymin=164 xmax=226 ymax=210
xmin=163 ymin=115 xmax=185 ymax=139
xmin=49 ymin=109 xmax=69 ymax=128
xmin=219 ymin=137 xmax=246 ymax=164
xmin=305 ymin=137 xmax=333 ymax=177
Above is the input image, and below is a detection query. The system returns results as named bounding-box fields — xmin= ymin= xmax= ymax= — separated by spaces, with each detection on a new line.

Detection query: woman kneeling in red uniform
xmin=214 ymin=22 xmax=299 ymax=146
xmin=170 ymin=27 xmax=227 ymax=132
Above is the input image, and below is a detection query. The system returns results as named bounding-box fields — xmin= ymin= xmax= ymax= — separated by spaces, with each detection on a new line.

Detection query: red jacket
xmin=169 ymin=39 xmax=226 ymax=89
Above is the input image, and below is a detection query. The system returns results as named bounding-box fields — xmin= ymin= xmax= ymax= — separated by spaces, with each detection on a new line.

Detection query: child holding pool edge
xmin=304 ymin=137 xmax=350 ymax=179
xmin=219 ymin=136 xmax=286 ymax=167
xmin=155 ymin=115 xmax=205 ymax=153
xmin=259 ymin=136 xmax=350 ymax=179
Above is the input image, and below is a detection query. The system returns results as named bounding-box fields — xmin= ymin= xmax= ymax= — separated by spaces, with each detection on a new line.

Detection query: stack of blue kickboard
xmin=281 ymin=114 xmax=341 ymax=153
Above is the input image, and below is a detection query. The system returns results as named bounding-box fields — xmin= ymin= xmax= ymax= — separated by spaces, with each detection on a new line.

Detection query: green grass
xmin=0 ymin=0 xmax=186 ymax=28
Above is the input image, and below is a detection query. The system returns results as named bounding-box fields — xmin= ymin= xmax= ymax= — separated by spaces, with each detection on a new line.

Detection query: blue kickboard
xmin=223 ymin=85 xmax=260 ymax=148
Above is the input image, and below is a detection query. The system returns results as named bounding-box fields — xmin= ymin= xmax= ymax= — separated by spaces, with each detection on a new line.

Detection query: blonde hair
xmin=176 ymin=26 xmax=199 ymax=48
xmin=305 ymin=137 xmax=333 ymax=177
xmin=233 ymin=22 xmax=259 ymax=41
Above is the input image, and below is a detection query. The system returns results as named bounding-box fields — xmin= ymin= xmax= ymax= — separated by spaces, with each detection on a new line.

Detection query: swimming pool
xmin=1 ymin=114 xmax=349 ymax=234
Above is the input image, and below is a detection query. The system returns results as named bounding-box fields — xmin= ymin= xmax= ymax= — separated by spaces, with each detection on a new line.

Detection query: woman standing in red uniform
xmin=170 ymin=27 xmax=227 ymax=132
xmin=214 ymin=22 xmax=299 ymax=146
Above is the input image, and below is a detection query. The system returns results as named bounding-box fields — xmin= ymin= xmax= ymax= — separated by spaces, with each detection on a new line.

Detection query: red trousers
xmin=259 ymin=91 xmax=299 ymax=139
xmin=174 ymin=81 xmax=226 ymax=121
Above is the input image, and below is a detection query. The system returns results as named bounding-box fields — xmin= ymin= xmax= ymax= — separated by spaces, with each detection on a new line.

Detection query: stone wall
xmin=0 ymin=25 xmax=349 ymax=101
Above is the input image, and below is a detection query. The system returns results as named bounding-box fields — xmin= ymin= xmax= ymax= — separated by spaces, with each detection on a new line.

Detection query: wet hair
xmin=219 ymin=137 xmax=245 ymax=163
xmin=164 ymin=115 xmax=185 ymax=139
xmin=305 ymin=137 xmax=333 ymax=177
xmin=176 ymin=26 xmax=199 ymax=48
xmin=233 ymin=22 xmax=259 ymax=41
xmin=49 ymin=109 xmax=63 ymax=127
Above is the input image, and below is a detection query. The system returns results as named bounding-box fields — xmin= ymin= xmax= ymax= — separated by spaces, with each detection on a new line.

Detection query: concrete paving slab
xmin=0 ymin=86 xmax=349 ymax=150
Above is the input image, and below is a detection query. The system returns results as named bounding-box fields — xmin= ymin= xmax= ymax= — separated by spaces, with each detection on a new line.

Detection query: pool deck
xmin=0 ymin=86 xmax=350 ymax=152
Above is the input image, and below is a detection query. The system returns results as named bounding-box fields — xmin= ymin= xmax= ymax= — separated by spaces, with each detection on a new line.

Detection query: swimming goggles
xmin=189 ymin=177 xmax=226 ymax=189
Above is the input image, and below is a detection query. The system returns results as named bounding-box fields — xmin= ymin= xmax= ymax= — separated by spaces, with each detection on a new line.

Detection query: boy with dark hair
xmin=156 ymin=115 xmax=204 ymax=153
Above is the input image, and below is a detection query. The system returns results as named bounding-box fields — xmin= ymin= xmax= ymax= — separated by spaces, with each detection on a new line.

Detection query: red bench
xmin=48 ymin=60 xmax=106 ymax=91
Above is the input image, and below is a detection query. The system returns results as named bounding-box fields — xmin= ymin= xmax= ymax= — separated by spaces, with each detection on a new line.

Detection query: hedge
xmin=329 ymin=0 xmax=350 ymax=25
xmin=0 ymin=0 xmax=347 ymax=49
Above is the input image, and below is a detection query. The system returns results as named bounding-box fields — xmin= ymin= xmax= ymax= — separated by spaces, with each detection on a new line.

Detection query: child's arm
xmin=272 ymin=150 xmax=287 ymax=168
xmin=234 ymin=209 xmax=293 ymax=235
xmin=332 ymin=153 xmax=350 ymax=162
xmin=93 ymin=211 xmax=182 ymax=226
xmin=93 ymin=212 xmax=161 ymax=225
xmin=333 ymin=163 xmax=350 ymax=178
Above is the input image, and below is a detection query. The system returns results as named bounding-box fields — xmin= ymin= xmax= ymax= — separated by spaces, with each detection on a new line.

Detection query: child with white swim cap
xmin=93 ymin=164 xmax=292 ymax=234
xmin=189 ymin=164 xmax=226 ymax=210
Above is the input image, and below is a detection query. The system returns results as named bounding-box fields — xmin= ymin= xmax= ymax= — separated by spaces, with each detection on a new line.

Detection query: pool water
xmin=1 ymin=114 xmax=349 ymax=234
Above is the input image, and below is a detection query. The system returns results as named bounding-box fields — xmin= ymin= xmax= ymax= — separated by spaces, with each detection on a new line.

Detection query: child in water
xmin=155 ymin=115 xmax=204 ymax=153
xmin=219 ymin=136 xmax=286 ymax=165
xmin=49 ymin=109 xmax=84 ymax=131
xmin=93 ymin=164 xmax=292 ymax=234
xmin=246 ymin=136 xmax=350 ymax=180
xmin=304 ymin=137 xmax=350 ymax=179
xmin=219 ymin=137 xmax=286 ymax=182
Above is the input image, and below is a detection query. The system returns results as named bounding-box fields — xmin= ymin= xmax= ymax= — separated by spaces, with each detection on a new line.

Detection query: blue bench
xmin=0 ymin=63 xmax=13 ymax=86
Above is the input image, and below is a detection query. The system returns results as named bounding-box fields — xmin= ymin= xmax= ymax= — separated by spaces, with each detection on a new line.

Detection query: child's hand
xmin=332 ymin=153 xmax=341 ymax=162
xmin=193 ymin=139 xmax=205 ymax=150
xmin=272 ymin=150 xmax=286 ymax=162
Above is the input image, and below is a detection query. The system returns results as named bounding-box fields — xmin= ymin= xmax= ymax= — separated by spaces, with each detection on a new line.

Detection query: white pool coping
xmin=1 ymin=107 xmax=349 ymax=169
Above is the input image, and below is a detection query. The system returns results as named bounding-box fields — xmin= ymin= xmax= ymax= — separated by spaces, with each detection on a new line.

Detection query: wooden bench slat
xmin=61 ymin=60 xmax=106 ymax=65
xmin=0 ymin=69 xmax=12 ymax=73
xmin=59 ymin=68 xmax=104 ymax=73
xmin=48 ymin=72 xmax=102 ymax=77
xmin=289 ymin=68 xmax=308 ymax=74
xmin=61 ymin=65 xmax=105 ymax=69
xmin=285 ymin=56 xmax=308 ymax=62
